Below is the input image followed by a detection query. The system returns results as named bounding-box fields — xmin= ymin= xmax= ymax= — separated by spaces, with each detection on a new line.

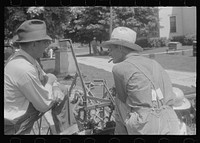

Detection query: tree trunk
xmin=89 ymin=42 xmax=91 ymax=55
xmin=99 ymin=40 xmax=103 ymax=52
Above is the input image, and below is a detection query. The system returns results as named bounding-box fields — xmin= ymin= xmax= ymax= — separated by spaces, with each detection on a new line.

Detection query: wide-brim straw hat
xmin=101 ymin=27 xmax=143 ymax=52
xmin=14 ymin=19 xmax=52 ymax=43
xmin=172 ymin=87 xmax=191 ymax=110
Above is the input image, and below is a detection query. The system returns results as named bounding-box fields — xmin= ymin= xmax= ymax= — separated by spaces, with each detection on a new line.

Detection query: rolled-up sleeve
xmin=18 ymin=70 xmax=54 ymax=113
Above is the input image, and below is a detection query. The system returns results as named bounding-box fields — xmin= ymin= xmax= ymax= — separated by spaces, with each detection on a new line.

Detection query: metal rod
xmin=68 ymin=72 xmax=78 ymax=96
xmin=86 ymin=95 xmax=111 ymax=103
xmin=85 ymin=85 xmax=99 ymax=104
xmin=86 ymin=102 xmax=112 ymax=110
xmin=39 ymin=117 xmax=42 ymax=135
xmin=102 ymin=81 xmax=115 ymax=105
xmin=66 ymin=39 xmax=88 ymax=124
xmin=108 ymin=59 xmax=113 ymax=63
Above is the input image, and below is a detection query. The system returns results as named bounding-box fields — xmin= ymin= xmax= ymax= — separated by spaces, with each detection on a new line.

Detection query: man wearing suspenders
xmin=101 ymin=27 xmax=180 ymax=135
xmin=4 ymin=19 xmax=67 ymax=134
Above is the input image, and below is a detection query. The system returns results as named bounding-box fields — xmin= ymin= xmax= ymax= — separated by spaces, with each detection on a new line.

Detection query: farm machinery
xmin=62 ymin=39 xmax=116 ymax=135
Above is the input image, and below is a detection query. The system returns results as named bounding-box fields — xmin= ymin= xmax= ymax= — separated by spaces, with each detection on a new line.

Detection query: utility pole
xmin=110 ymin=7 xmax=113 ymax=38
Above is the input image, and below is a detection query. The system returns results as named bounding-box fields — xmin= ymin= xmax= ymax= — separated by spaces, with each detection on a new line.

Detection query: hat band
xmin=111 ymin=38 xmax=136 ymax=46
xmin=17 ymin=29 xmax=48 ymax=41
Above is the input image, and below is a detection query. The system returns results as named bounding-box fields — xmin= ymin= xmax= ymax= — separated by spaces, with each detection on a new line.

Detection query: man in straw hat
xmin=4 ymin=19 xmax=77 ymax=134
xmin=172 ymin=87 xmax=194 ymax=135
xmin=101 ymin=27 xmax=180 ymax=135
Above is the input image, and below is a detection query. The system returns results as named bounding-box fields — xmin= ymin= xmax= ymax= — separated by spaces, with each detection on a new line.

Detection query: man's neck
xmin=21 ymin=48 xmax=37 ymax=60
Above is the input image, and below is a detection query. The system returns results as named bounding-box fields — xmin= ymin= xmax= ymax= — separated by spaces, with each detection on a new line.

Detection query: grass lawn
xmin=74 ymin=45 xmax=196 ymax=73
xmin=41 ymin=45 xmax=196 ymax=93
xmin=147 ymin=54 xmax=196 ymax=72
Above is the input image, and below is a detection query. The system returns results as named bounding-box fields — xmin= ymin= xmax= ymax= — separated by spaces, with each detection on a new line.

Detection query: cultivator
xmin=64 ymin=39 xmax=116 ymax=135
xmin=68 ymin=78 xmax=116 ymax=135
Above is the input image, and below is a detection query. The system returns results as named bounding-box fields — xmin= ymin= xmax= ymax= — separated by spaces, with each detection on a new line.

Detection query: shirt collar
xmin=124 ymin=52 xmax=140 ymax=60
xmin=17 ymin=49 xmax=36 ymax=65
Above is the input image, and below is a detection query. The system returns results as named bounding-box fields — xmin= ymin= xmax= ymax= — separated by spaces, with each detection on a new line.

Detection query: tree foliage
xmin=64 ymin=6 xmax=110 ymax=44
xmin=5 ymin=7 xmax=159 ymax=47
xmin=4 ymin=7 xmax=28 ymax=39
xmin=4 ymin=7 xmax=72 ymax=40
xmin=112 ymin=7 xmax=159 ymax=38
xmin=42 ymin=7 xmax=72 ymax=39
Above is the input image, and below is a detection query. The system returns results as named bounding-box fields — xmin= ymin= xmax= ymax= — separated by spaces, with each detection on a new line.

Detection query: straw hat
xmin=101 ymin=27 xmax=143 ymax=52
xmin=173 ymin=87 xmax=191 ymax=110
xmin=14 ymin=19 xmax=52 ymax=43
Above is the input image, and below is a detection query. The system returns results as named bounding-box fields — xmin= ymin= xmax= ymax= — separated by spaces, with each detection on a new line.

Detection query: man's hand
xmin=52 ymin=86 xmax=65 ymax=103
xmin=45 ymin=73 xmax=57 ymax=85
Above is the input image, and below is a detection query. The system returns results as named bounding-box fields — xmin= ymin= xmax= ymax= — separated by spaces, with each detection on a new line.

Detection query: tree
xmin=112 ymin=7 xmax=159 ymax=38
xmin=5 ymin=7 xmax=159 ymax=51
xmin=4 ymin=7 xmax=72 ymax=41
xmin=64 ymin=7 xmax=111 ymax=54
xmin=42 ymin=7 xmax=72 ymax=39
xmin=4 ymin=7 xmax=28 ymax=40
xmin=64 ymin=7 xmax=159 ymax=54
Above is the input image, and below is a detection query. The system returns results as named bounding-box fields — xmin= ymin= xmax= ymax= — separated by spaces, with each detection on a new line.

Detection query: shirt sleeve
xmin=18 ymin=69 xmax=54 ymax=113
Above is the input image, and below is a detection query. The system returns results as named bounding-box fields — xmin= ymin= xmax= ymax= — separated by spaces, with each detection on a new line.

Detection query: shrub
xmin=170 ymin=34 xmax=196 ymax=46
xmin=170 ymin=35 xmax=185 ymax=45
xmin=184 ymin=34 xmax=196 ymax=45
xmin=148 ymin=37 xmax=168 ymax=48
xmin=135 ymin=37 xmax=149 ymax=48
xmin=160 ymin=37 xmax=169 ymax=46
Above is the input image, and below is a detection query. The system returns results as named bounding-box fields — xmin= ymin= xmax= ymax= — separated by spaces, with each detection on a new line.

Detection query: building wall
xmin=158 ymin=7 xmax=196 ymax=39
xmin=182 ymin=7 xmax=196 ymax=36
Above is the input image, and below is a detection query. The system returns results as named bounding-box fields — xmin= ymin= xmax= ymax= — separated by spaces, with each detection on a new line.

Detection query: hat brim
xmin=173 ymin=98 xmax=191 ymax=110
xmin=100 ymin=39 xmax=143 ymax=52
xmin=14 ymin=35 xmax=52 ymax=43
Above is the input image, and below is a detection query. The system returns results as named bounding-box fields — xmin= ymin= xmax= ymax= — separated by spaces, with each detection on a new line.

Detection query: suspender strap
xmin=5 ymin=51 xmax=46 ymax=85
xmin=124 ymin=60 xmax=164 ymax=109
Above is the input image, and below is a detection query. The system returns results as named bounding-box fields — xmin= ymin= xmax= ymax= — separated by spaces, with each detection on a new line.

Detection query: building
xmin=158 ymin=7 xmax=196 ymax=39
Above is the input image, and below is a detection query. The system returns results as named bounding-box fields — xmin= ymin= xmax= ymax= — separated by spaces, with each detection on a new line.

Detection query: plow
xmin=32 ymin=39 xmax=196 ymax=135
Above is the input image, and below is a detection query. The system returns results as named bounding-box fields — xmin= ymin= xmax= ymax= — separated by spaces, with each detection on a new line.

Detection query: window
xmin=170 ymin=16 xmax=176 ymax=33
